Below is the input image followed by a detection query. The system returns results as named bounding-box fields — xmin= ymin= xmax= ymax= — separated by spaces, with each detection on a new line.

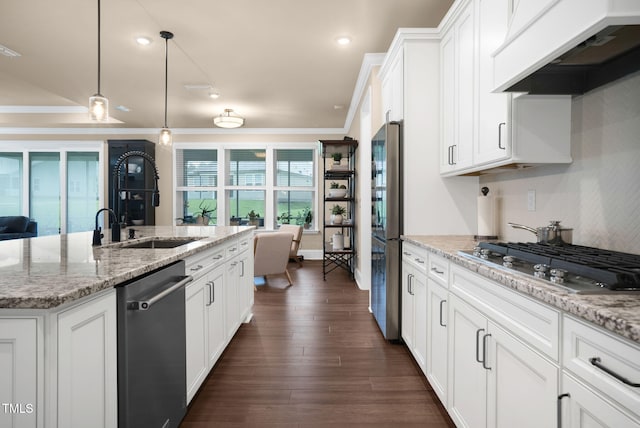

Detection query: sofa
xmin=0 ymin=216 xmax=38 ymax=241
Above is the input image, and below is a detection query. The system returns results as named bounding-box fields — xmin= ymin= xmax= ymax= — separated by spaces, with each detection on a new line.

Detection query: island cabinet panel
xmin=0 ymin=318 xmax=39 ymax=428
xmin=57 ymin=290 xmax=117 ymax=428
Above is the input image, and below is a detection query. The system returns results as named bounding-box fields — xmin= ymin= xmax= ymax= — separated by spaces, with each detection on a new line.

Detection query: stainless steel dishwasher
xmin=117 ymin=260 xmax=192 ymax=428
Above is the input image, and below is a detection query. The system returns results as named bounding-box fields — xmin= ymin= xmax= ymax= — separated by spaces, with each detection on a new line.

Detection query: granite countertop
xmin=0 ymin=226 xmax=254 ymax=310
xmin=402 ymin=235 xmax=640 ymax=345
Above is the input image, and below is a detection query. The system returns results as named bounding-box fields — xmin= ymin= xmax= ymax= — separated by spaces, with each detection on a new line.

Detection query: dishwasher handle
xmin=128 ymin=275 xmax=193 ymax=311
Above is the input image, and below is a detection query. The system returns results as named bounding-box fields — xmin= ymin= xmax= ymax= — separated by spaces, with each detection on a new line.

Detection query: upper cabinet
xmin=440 ymin=0 xmax=572 ymax=176
xmin=381 ymin=49 xmax=404 ymax=122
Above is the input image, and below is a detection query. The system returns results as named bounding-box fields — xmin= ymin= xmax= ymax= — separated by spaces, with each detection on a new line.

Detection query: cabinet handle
xmin=403 ymin=251 xmax=411 ymax=256
xmin=475 ymin=328 xmax=485 ymax=363
xmin=431 ymin=267 xmax=444 ymax=275
xmin=190 ymin=264 xmax=204 ymax=272
xmin=240 ymin=260 xmax=245 ymax=277
xmin=213 ymin=255 xmax=223 ymax=260
xmin=498 ymin=122 xmax=506 ymax=150
xmin=447 ymin=145 xmax=453 ymax=165
xmin=482 ymin=333 xmax=492 ymax=370
xmin=439 ymin=300 xmax=446 ymax=327
xmin=452 ymin=145 xmax=457 ymax=165
xmin=557 ymin=393 xmax=570 ymax=428
xmin=229 ymin=247 xmax=237 ymax=252
xmin=408 ymin=274 xmax=414 ymax=295
xmin=206 ymin=281 xmax=213 ymax=306
xmin=241 ymin=241 xmax=248 ymax=246
xmin=415 ymin=258 xmax=425 ymax=264
xmin=210 ymin=281 xmax=215 ymax=304
xmin=589 ymin=357 xmax=640 ymax=387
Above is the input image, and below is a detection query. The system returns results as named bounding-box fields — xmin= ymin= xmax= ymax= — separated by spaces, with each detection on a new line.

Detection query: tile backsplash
xmin=480 ymin=71 xmax=640 ymax=254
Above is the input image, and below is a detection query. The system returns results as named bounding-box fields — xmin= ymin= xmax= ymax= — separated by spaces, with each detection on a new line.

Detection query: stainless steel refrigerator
xmin=371 ymin=121 xmax=402 ymax=340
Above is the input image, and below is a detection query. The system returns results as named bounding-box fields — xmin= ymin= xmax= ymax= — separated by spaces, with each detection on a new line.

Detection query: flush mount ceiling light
xmin=89 ymin=0 xmax=108 ymax=121
xmin=158 ymin=30 xmax=174 ymax=146
xmin=214 ymin=108 xmax=244 ymax=128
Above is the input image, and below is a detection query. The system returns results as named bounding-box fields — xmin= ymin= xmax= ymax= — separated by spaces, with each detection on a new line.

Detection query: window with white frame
xmin=175 ymin=145 xmax=315 ymax=229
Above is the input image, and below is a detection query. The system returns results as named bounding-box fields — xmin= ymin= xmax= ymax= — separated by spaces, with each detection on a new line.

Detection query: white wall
xmin=480 ymin=71 xmax=640 ymax=254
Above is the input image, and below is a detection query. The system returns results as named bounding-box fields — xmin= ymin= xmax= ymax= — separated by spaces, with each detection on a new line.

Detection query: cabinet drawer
xmin=450 ymin=265 xmax=560 ymax=360
xmin=186 ymin=246 xmax=226 ymax=277
xmin=563 ymin=315 xmax=640 ymax=418
xmin=427 ymin=252 xmax=449 ymax=286
xmin=237 ymin=234 xmax=252 ymax=254
xmin=402 ymin=242 xmax=428 ymax=274
xmin=225 ymin=239 xmax=240 ymax=258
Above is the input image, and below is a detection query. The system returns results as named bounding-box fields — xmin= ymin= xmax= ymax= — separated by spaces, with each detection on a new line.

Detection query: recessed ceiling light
xmin=209 ymin=92 xmax=220 ymax=99
xmin=136 ymin=36 xmax=152 ymax=46
xmin=336 ymin=36 xmax=351 ymax=45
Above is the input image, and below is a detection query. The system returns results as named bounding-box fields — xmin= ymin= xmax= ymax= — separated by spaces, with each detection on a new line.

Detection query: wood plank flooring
xmin=181 ymin=260 xmax=455 ymax=427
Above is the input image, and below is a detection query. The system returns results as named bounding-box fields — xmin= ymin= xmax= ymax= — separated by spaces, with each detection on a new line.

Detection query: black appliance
xmin=371 ymin=121 xmax=402 ymax=340
xmin=459 ymin=242 xmax=640 ymax=294
xmin=117 ymin=260 xmax=193 ymax=428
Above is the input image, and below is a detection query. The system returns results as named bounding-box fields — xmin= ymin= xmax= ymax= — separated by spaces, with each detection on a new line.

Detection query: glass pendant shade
xmin=214 ymin=109 xmax=245 ymax=128
xmin=89 ymin=93 xmax=109 ymax=121
xmin=159 ymin=127 xmax=172 ymax=146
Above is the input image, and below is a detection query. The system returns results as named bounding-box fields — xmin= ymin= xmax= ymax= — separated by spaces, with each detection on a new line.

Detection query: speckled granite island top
xmin=0 ymin=226 xmax=254 ymax=310
xmin=402 ymin=235 xmax=640 ymax=345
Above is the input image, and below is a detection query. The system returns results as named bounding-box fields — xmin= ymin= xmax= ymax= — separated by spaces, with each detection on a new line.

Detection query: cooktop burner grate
xmin=477 ymin=242 xmax=640 ymax=290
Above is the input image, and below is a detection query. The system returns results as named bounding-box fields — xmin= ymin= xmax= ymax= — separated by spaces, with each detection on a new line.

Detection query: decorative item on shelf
xmin=230 ymin=216 xmax=240 ymax=226
xmin=159 ymin=30 xmax=174 ymax=146
xmin=247 ymin=210 xmax=260 ymax=227
xmin=330 ymin=204 xmax=346 ymax=225
xmin=328 ymin=181 xmax=348 ymax=198
xmin=214 ymin=108 xmax=245 ymax=128
xmin=332 ymin=232 xmax=344 ymax=251
xmin=89 ymin=0 xmax=108 ymax=121
xmin=132 ymin=219 xmax=144 ymax=226
xmin=196 ymin=200 xmax=216 ymax=225
xmin=277 ymin=212 xmax=291 ymax=224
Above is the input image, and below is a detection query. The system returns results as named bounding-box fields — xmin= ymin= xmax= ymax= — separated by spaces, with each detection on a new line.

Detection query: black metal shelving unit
xmin=319 ymin=139 xmax=358 ymax=280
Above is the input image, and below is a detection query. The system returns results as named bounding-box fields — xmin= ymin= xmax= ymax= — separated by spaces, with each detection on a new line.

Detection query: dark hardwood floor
xmin=181 ymin=260 xmax=455 ymax=427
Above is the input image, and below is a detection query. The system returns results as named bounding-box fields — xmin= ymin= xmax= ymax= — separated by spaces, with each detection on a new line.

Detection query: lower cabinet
xmin=57 ymin=290 xmax=117 ymax=428
xmin=0 ymin=318 xmax=39 ymax=428
xmin=401 ymin=250 xmax=428 ymax=374
xmin=225 ymin=259 xmax=241 ymax=341
xmin=426 ymin=277 xmax=448 ymax=407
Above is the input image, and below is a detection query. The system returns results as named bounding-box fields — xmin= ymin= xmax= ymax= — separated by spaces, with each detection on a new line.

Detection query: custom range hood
xmin=493 ymin=0 xmax=640 ymax=95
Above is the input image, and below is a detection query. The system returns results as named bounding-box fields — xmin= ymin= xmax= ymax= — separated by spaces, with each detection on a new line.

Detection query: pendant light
xmin=159 ymin=31 xmax=174 ymax=146
xmin=89 ymin=0 xmax=108 ymax=121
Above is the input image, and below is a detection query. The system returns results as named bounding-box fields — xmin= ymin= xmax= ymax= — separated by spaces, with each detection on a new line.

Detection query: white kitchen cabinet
xmin=225 ymin=258 xmax=240 ymax=341
xmin=447 ymin=293 xmax=488 ymax=428
xmin=185 ymin=275 xmax=209 ymax=403
xmin=440 ymin=1 xmax=474 ymax=173
xmin=401 ymin=243 xmax=428 ymax=374
xmin=381 ymin=49 xmax=404 ymax=122
xmin=0 ymin=318 xmax=38 ymax=428
xmin=57 ymin=290 xmax=117 ymax=428
xmin=441 ymin=0 xmax=572 ymax=176
xmin=206 ymin=266 xmax=226 ymax=369
xmin=560 ymin=374 xmax=640 ymax=428
xmin=426 ymin=276 xmax=448 ymax=407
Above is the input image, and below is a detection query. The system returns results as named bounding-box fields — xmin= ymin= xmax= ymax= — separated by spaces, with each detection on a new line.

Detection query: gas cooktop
xmin=459 ymin=242 xmax=640 ymax=294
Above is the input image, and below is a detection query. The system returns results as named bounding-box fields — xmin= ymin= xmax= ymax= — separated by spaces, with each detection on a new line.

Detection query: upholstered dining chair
xmin=278 ymin=224 xmax=303 ymax=267
xmin=253 ymin=231 xmax=294 ymax=287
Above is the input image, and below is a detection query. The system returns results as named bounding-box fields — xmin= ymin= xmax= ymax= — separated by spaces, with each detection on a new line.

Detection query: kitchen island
xmin=401 ymin=235 xmax=640 ymax=428
xmin=0 ymin=226 xmax=255 ymax=428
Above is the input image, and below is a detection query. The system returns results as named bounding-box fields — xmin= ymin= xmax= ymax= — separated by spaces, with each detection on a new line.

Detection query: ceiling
xmin=0 ymin=0 xmax=453 ymax=131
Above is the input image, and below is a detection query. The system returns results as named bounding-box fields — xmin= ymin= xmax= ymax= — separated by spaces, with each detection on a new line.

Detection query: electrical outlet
xmin=527 ymin=190 xmax=536 ymax=211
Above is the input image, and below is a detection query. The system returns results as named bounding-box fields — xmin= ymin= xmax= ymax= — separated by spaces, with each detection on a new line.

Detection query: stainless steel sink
xmin=117 ymin=238 xmax=199 ymax=249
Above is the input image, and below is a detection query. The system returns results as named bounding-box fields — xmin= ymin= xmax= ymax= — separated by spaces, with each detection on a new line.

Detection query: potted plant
xmin=277 ymin=212 xmax=291 ymax=224
xmin=247 ymin=210 xmax=260 ymax=227
xmin=329 ymin=181 xmax=347 ymax=198
xmin=196 ymin=201 xmax=216 ymax=225
xmin=302 ymin=207 xmax=313 ymax=229
xmin=330 ymin=204 xmax=346 ymax=225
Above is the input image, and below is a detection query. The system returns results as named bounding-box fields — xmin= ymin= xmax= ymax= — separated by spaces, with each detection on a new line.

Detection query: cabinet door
xmin=454 ymin=2 xmax=475 ymax=170
xmin=447 ymin=293 xmax=487 ymax=428
xmin=426 ymin=278 xmax=448 ymax=407
xmin=57 ymin=291 xmax=117 ymax=428
xmin=185 ymin=276 xmax=208 ymax=403
xmin=412 ymin=271 xmax=428 ymax=374
xmin=440 ymin=29 xmax=456 ymax=173
xmin=225 ymin=260 xmax=240 ymax=340
xmin=206 ymin=265 xmax=226 ymax=369
xmin=0 ymin=318 xmax=38 ymax=428
xmin=474 ymin=0 xmax=511 ymax=165
xmin=487 ymin=321 xmax=558 ymax=428
xmin=381 ymin=50 xmax=404 ymax=122
xmin=561 ymin=374 xmax=640 ymax=428
xmin=401 ymin=261 xmax=415 ymax=351
xmin=237 ymin=251 xmax=253 ymax=323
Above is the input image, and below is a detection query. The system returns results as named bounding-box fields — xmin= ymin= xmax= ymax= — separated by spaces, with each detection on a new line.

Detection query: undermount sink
xmin=118 ymin=238 xmax=200 ymax=249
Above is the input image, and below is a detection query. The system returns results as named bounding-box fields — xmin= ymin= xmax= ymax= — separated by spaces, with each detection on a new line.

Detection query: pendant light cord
xmin=97 ymin=0 xmax=101 ymax=94
xmin=164 ymin=35 xmax=168 ymax=127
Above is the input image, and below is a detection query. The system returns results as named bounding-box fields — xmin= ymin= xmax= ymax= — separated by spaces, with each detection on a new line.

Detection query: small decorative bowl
xmin=132 ymin=219 xmax=144 ymax=225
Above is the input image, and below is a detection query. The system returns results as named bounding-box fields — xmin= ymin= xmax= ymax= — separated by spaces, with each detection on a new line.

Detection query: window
xmin=175 ymin=145 xmax=315 ymax=229
xmin=67 ymin=152 xmax=100 ymax=233
xmin=0 ymin=153 xmax=23 ymax=215
xmin=30 ymin=152 xmax=61 ymax=235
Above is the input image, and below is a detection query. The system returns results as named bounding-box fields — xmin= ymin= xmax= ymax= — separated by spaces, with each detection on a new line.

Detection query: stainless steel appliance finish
xmin=459 ymin=242 xmax=640 ymax=294
xmin=117 ymin=260 xmax=192 ymax=428
xmin=508 ymin=220 xmax=573 ymax=245
xmin=371 ymin=121 xmax=402 ymax=340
